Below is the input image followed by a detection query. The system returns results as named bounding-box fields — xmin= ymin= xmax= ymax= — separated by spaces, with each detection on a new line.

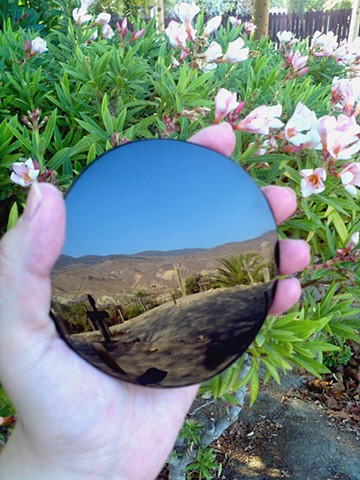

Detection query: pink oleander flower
xmin=179 ymin=48 xmax=189 ymax=61
xmin=95 ymin=12 xmax=111 ymax=25
xmin=174 ymin=2 xmax=199 ymax=26
xmin=31 ymin=37 xmax=48 ymax=55
xmin=130 ymin=29 xmax=145 ymax=41
xmin=290 ymin=50 xmax=308 ymax=73
xmin=172 ymin=3 xmax=198 ymax=41
xmin=171 ymin=56 xmax=180 ymax=67
xmin=323 ymin=114 xmax=360 ymax=160
xmin=284 ymin=102 xmax=320 ymax=148
xmin=101 ymin=24 xmax=114 ymax=39
xmin=316 ymin=114 xmax=360 ymax=159
xmin=72 ymin=6 xmax=92 ymax=24
xmin=331 ymin=77 xmax=360 ymax=116
xmin=337 ymin=231 xmax=360 ymax=256
xmin=222 ymin=37 xmax=249 ymax=64
xmin=11 ymin=158 xmax=40 ymax=187
xmin=316 ymin=115 xmax=337 ymax=150
xmin=118 ymin=17 xmax=127 ymax=37
xmin=277 ymin=30 xmax=296 ymax=44
xmin=236 ymin=104 xmax=283 ymax=135
xmin=214 ymin=88 xmax=240 ymax=124
xmin=24 ymin=38 xmax=31 ymax=54
xmin=346 ymin=231 xmax=359 ymax=250
xmin=80 ymin=0 xmax=94 ymax=9
xmin=332 ymin=40 xmax=355 ymax=65
xmin=89 ymin=29 xmax=98 ymax=41
xmin=300 ymin=168 xmax=326 ymax=197
xmin=203 ymin=15 xmax=222 ymax=37
xmin=327 ymin=131 xmax=360 ymax=160
xmin=244 ymin=21 xmax=257 ymax=34
xmin=165 ymin=20 xmax=188 ymax=48
xmin=339 ymin=163 xmax=360 ymax=196
xmin=229 ymin=16 xmax=242 ymax=27
xmin=311 ymin=30 xmax=338 ymax=56
xmin=202 ymin=41 xmax=223 ymax=70
xmin=252 ymin=137 xmax=278 ymax=157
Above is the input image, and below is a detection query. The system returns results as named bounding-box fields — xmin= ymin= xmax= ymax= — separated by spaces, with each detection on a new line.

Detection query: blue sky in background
xmin=63 ymin=140 xmax=276 ymax=257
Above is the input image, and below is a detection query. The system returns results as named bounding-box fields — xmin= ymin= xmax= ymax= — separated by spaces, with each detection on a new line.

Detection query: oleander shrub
xmin=0 ymin=2 xmax=359 ymax=472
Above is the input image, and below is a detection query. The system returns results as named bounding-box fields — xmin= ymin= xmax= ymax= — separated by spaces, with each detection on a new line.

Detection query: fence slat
xmin=165 ymin=9 xmax=355 ymax=45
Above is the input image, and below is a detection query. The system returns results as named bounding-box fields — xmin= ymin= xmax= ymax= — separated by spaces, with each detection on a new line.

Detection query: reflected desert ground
xmin=51 ymin=232 xmax=277 ymax=387
xmin=53 ymin=281 xmax=276 ymax=387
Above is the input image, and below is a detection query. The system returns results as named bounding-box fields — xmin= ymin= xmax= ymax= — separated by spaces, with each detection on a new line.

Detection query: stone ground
xmin=211 ymin=372 xmax=359 ymax=480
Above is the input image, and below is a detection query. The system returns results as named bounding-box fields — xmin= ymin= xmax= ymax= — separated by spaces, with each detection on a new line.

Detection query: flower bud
xmin=346 ymin=232 xmax=359 ymax=251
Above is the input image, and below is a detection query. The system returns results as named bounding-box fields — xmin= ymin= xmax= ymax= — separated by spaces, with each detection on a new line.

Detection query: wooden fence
xmin=165 ymin=9 xmax=357 ymax=44
xmin=268 ymin=9 xmax=354 ymax=44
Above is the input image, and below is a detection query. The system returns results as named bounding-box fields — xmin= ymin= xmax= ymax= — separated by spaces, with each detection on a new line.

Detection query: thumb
xmin=0 ymin=182 xmax=65 ymax=369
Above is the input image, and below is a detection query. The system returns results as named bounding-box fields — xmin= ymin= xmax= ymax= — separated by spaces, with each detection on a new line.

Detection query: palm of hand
xmin=0 ymin=125 xmax=309 ymax=480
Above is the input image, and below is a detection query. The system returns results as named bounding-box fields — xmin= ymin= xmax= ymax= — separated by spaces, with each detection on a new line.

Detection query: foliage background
xmin=0 ymin=1 xmax=359 ymax=473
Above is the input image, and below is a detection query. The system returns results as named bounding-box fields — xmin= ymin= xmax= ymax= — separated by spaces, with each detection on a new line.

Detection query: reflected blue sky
xmin=63 ymin=140 xmax=276 ymax=258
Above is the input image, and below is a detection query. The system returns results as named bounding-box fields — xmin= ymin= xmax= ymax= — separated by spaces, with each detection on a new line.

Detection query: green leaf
xmin=7 ymin=123 xmax=32 ymax=152
xmin=48 ymin=148 xmax=72 ymax=171
xmin=7 ymin=201 xmax=18 ymax=230
xmin=261 ymin=357 xmax=281 ymax=384
xmin=329 ymin=210 xmax=348 ymax=244
xmin=222 ymin=393 xmax=241 ymax=406
xmin=101 ymin=94 xmax=114 ymax=136
xmin=300 ymin=341 xmax=341 ymax=352
xmin=87 ymin=143 xmax=97 ymax=165
xmin=76 ymin=114 xmax=109 ymax=141
xmin=43 ymin=109 xmax=57 ymax=150
xmin=268 ymin=329 xmax=302 ymax=342
xmin=327 ymin=323 xmax=360 ymax=342
xmin=115 ymin=108 xmax=127 ymax=132
xmin=255 ymin=331 xmax=265 ymax=347
xmin=292 ymin=354 xmax=330 ymax=377
xmin=249 ymin=360 xmax=259 ymax=406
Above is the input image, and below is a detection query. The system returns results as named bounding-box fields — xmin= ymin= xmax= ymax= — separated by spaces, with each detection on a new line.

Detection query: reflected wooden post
xmin=86 ymin=294 xmax=112 ymax=343
xmin=138 ymin=297 xmax=148 ymax=312
xmin=115 ymin=304 xmax=125 ymax=324
xmin=86 ymin=311 xmax=111 ymax=343
xmin=174 ymin=263 xmax=186 ymax=297
xmin=84 ymin=306 xmax=96 ymax=331
xmin=262 ymin=267 xmax=270 ymax=283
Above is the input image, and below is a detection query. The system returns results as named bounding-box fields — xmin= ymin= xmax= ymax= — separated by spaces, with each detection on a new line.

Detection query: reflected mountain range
xmin=52 ymin=231 xmax=277 ymax=304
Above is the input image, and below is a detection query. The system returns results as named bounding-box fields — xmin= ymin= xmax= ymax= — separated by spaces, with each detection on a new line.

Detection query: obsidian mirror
xmin=51 ymin=139 xmax=278 ymax=387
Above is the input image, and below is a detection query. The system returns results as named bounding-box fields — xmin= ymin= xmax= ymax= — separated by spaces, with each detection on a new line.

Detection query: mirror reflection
xmin=51 ymin=139 xmax=278 ymax=387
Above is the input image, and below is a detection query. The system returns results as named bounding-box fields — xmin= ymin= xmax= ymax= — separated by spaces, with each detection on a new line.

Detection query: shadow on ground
xmin=216 ymin=372 xmax=360 ymax=480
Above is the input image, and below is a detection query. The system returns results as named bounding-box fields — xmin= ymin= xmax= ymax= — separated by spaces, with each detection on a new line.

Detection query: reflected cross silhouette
xmin=85 ymin=294 xmax=112 ymax=343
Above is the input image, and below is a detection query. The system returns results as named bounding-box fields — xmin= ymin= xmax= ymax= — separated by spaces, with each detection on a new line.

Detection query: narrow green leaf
xmin=327 ymin=323 xmax=360 ymax=342
xmin=300 ymin=341 xmax=340 ymax=352
xmin=292 ymin=354 xmax=330 ymax=377
xmin=261 ymin=357 xmax=281 ymax=384
xmin=115 ymin=108 xmax=127 ymax=132
xmin=76 ymin=115 xmax=109 ymax=141
xmin=329 ymin=210 xmax=348 ymax=244
xmin=43 ymin=109 xmax=57 ymax=150
xmin=7 ymin=202 xmax=18 ymax=230
xmin=249 ymin=364 xmax=259 ymax=406
xmin=87 ymin=143 xmax=97 ymax=165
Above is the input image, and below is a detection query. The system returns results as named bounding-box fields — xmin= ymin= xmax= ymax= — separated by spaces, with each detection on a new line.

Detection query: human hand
xmin=0 ymin=124 xmax=310 ymax=480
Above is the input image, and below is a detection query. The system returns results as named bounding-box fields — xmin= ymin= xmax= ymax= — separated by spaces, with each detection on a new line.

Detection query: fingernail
xmin=23 ymin=182 xmax=43 ymax=221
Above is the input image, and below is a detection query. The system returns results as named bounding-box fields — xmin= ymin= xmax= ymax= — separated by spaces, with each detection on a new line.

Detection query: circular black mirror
xmin=51 ymin=139 xmax=278 ymax=387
